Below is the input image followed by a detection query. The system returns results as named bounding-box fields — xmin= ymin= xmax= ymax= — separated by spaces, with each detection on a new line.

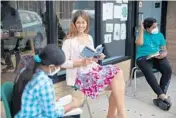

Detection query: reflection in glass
xmin=56 ymin=1 xmax=95 ymax=39
xmin=1 ymin=1 xmax=46 ymax=73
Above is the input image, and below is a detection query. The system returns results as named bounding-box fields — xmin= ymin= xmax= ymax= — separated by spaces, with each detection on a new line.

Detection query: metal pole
xmin=46 ymin=1 xmax=57 ymax=44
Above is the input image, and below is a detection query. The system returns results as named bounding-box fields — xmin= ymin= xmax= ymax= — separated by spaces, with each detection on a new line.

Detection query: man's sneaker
xmin=153 ymin=98 xmax=172 ymax=111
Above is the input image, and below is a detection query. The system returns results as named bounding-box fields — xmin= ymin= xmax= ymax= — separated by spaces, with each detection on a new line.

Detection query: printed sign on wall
xmin=115 ymin=0 xmax=122 ymax=4
xmin=120 ymin=23 xmax=126 ymax=40
xmin=122 ymin=0 xmax=128 ymax=3
xmin=113 ymin=24 xmax=121 ymax=41
xmin=104 ymin=34 xmax=112 ymax=44
xmin=114 ymin=5 xmax=121 ymax=19
xmin=121 ymin=4 xmax=128 ymax=21
xmin=106 ymin=23 xmax=113 ymax=32
xmin=102 ymin=3 xmax=113 ymax=21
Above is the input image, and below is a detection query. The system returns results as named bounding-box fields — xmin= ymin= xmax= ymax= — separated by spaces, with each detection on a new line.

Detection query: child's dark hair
xmin=143 ymin=17 xmax=157 ymax=29
xmin=16 ymin=44 xmax=65 ymax=91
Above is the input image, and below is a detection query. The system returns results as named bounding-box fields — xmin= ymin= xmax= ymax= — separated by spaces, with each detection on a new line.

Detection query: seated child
xmin=12 ymin=44 xmax=80 ymax=118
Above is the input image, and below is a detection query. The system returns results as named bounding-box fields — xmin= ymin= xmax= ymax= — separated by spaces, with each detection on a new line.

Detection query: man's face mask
xmin=151 ymin=27 xmax=159 ymax=34
xmin=48 ymin=65 xmax=60 ymax=76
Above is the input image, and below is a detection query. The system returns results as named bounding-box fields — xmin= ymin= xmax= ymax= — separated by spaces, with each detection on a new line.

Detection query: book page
xmin=146 ymin=52 xmax=160 ymax=60
xmin=95 ymin=44 xmax=104 ymax=53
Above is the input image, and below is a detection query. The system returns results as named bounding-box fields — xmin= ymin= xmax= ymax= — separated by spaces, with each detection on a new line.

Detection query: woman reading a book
xmin=61 ymin=10 xmax=126 ymax=118
xmin=135 ymin=17 xmax=172 ymax=110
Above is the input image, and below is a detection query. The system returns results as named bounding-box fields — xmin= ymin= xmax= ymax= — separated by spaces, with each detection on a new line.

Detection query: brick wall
xmin=166 ymin=1 xmax=176 ymax=74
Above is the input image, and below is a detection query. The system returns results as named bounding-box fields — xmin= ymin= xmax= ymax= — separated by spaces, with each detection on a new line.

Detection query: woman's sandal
xmin=153 ymin=97 xmax=172 ymax=111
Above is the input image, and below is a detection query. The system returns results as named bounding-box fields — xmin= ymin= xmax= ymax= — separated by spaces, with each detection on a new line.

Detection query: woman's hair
xmin=143 ymin=17 xmax=157 ymax=29
xmin=16 ymin=44 xmax=65 ymax=91
xmin=65 ymin=10 xmax=90 ymax=39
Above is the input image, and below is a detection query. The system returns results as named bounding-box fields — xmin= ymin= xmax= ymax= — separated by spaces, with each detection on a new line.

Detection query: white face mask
xmin=151 ymin=27 xmax=159 ymax=34
xmin=48 ymin=67 xmax=60 ymax=76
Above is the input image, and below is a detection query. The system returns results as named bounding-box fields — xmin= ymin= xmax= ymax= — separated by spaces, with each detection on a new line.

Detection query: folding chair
xmin=128 ymin=65 xmax=160 ymax=96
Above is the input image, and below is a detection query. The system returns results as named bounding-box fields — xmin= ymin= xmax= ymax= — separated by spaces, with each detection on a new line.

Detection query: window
xmin=17 ymin=1 xmax=41 ymax=15
xmin=30 ymin=14 xmax=40 ymax=23
xmin=100 ymin=1 xmax=128 ymax=62
xmin=55 ymin=1 xmax=95 ymax=39
xmin=1 ymin=1 xmax=47 ymax=75
xmin=20 ymin=12 xmax=32 ymax=24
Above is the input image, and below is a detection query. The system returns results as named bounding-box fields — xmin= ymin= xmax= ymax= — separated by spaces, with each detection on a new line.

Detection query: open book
xmin=80 ymin=44 xmax=104 ymax=58
xmin=56 ymin=95 xmax=83 ymax=116
xmin=146 ymin=52 xmax=160 ymax=60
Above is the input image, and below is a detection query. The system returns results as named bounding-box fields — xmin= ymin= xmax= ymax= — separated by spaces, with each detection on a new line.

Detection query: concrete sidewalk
xmin=81 ymin=74 xmax=176 ymax=118
xmin=1 ymin=72 xmax=176 ymax=118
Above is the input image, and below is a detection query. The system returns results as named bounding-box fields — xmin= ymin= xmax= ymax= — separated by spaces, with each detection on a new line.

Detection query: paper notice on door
xmin=115 ymin=0 xmax=122 ymax=4
xmin=121 ymin=23 xmax=126 ymax=40
xmin=106 ymin=23 xmax=113 ymax=32
xmin=102 ymin=3 xmax=113 ymax=21
xmin=122 ymin=0 xmax=128 ymax=3
xmin=102 ymin=3 xmax=107 ymax=21
xmin=121 ymin=4 xmax=128 ymax=21
xmin=114 ymin=5 xmax=121 ymax=19
xmin=113 ymin=24 xmax=121 ymax=41
xmin=104 ymin=34 xmax=112 ymax=44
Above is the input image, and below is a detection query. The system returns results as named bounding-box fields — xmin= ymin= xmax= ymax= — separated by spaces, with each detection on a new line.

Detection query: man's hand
xmin=155 ymin=51 xmax=167 ymax=59
xmin=140 ymin=22 xmax=144 ymax=30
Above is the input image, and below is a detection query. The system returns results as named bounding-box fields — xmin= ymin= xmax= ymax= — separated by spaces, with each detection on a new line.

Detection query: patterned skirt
xmin=75 ymin=64 xmax=120 ymax=99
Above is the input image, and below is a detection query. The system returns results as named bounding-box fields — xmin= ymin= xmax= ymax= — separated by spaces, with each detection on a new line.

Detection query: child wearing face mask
xmin=135 ymin=17 xmax=172 ymax=110
xmin=12 ymin=44 xmax=80 ymax=118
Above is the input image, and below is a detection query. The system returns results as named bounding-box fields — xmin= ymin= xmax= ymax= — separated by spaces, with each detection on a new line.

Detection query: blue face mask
xmin=151 ymin=27 xmax=159 ymax=34
xmin=48 ymin=66 xmax=60 ymax=76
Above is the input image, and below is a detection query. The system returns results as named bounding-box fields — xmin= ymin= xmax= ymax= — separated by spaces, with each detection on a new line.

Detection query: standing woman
xmin=61 ymin=10 xmax=126 ymax=118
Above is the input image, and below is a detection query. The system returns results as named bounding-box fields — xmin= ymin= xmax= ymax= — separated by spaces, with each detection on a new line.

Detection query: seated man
xmin=135 ymin=17 xmax=172 ymax=110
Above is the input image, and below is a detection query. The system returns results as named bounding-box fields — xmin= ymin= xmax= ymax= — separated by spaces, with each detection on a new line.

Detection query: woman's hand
xmin=81 ymin=58 xmax=93 ymax=66
xmin=93 ymin=53 xmax=106 ymax=61
xmin=99 ymin=53 xmax=106 ymax=60
xmin=92 ymin=58 xmax=99 ymax=62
